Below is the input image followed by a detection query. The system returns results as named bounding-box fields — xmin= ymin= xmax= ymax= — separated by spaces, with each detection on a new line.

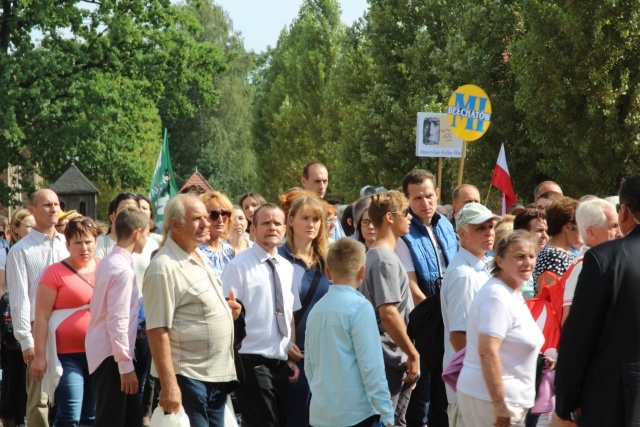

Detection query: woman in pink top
xmin=31 ymin=217 xmax=99 ymax=427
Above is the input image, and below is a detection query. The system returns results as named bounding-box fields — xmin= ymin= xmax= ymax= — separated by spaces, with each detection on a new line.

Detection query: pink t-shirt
xmin=40 ymin=261 xmax=97 ymax=354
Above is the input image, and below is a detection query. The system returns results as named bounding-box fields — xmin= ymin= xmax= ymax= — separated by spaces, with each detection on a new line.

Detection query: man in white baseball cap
xmin=441 ymin=203 xmax=502 ymax=426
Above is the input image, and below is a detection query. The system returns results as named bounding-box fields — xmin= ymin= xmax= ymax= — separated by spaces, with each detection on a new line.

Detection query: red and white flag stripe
xmin=491 ymin=143 xmax=517 ymax=214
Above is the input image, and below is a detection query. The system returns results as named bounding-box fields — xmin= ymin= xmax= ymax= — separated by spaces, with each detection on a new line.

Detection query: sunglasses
xmin=209 ymin=210 xmax=232 ymax=221
xmin=67 ymin=220 xmax=95 ymax=230
xmin=391 ymin=208 xmax=410 ymax=217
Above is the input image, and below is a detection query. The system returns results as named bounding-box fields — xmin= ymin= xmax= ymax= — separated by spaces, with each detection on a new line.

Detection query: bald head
xmin=28 ymin=189 xmax=61 ymax=232
xmin=534 ymin=181 xmax=563 ymax=203
xmin=452 ymin=184 xmax=480 ymax=214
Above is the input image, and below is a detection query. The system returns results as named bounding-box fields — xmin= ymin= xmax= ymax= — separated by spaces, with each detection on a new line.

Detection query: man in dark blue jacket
xmin=395 ymin=169 xmax=457 ymax=427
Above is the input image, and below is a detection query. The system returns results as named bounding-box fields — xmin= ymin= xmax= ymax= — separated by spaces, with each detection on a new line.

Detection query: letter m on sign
xmin=451 ymin=93 xmax=488 ymax=132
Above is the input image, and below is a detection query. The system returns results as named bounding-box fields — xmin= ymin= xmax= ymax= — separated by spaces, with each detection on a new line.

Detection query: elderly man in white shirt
xmin=6 ymin=189 xmax=69 ymax=427
xmin=441 ymin=203 xmax=501 ymax=427
xmin=221 ymin=203 xmax=301 ymax=427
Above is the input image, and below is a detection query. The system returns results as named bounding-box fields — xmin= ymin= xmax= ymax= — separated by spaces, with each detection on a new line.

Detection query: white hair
xmin=576 ymin=199 xmax=616 ymax=242
xmin=160 ymin=194 xmax=194 ymax=245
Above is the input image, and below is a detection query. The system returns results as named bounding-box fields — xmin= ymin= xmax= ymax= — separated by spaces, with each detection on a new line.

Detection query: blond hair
xmin=201 ymin=191 xmax=233 ymax=239
xmin=10 ymin=209 xmax=33 ymax=245
xmin=368 ymin=190 xmax=409 ymax=228
xmin=326 ymin=238 xmax=366 ymax=281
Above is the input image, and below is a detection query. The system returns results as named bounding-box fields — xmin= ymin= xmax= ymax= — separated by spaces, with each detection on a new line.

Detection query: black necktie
xmin=265 ymin=258 xmax=289 ymax=338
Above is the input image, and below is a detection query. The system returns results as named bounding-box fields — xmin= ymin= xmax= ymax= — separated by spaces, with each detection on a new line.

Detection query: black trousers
xmin=236 ymin=355 xmax=289 ymax=427
xmin=92 ymin=356 xmax=142 ymax=427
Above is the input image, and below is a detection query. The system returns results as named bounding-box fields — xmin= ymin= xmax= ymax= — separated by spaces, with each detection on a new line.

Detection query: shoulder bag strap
xmin=61 ymin=260 xmax=94 ymax=289
xmin=294 ymin=267 xmax=323 ymax=327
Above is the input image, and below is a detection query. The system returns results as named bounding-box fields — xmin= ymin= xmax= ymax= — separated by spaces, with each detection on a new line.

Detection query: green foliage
xmin=252 ymin=0 xmax=344 ymax=201
xmin=0 ymin=0 xmax=226 ymax=206
xmin=166 ymin=0 xmax=258 ymax=202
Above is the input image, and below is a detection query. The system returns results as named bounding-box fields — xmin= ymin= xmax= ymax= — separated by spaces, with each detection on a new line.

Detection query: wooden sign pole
xmin=437 ymin=157 xmax=443 ymax=202
xmin=457 ymin=141 xmax=467 ymax=186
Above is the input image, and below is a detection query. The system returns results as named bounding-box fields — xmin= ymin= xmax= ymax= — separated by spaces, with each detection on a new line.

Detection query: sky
xmin=214 ymin=0 xmax=370 ymax=53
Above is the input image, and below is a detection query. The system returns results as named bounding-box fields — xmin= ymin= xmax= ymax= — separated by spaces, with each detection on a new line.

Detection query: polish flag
xmin=491 ymin=144 xmax=517 ymax=214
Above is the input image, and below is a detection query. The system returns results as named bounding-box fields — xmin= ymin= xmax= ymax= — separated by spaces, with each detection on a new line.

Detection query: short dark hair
xmin=115 ymin=206 xmax=149 ymax=241
xmin=341 ymin=204 xmax=355 ymax=237
xmin=302 ymin=161 xmax=327 ymax=179
xmin=546 ymin=197 xmax=578 ymax=236
xmin=513 ymin=207 xmax=546 ymax=231
xmin=620 ymin=174 xmax=640 ymax=215
xmin=402 ymin=169 xmax=437 ymax=198
xmin=111 ymin=192 xmax=140 ymax=215
xmin=252 ymin=203 xmax=283 ymax=225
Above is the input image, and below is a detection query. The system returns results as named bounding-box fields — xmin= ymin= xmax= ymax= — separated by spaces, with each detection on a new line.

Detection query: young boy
xmin=305 ymin=237 xmax=394 ymax=427
xmin=85 ymin=206 xmax=149 ymax=427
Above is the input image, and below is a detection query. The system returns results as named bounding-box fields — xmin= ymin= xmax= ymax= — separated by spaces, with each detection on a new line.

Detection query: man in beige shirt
xmin=144 ymin=194 xmax=241 ymax=426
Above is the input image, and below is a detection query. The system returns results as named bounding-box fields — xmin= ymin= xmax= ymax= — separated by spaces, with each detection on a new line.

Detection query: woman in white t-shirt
xmin=457 ymin=230 xmax=545 ymax=427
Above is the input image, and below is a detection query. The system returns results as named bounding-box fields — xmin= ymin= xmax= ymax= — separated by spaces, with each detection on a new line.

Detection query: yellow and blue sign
xmin=447 ymin=85 xmax=492 ymax=141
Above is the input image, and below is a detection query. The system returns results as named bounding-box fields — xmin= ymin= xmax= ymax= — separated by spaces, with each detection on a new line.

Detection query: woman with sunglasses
xmin=277 ymin=196 xmax=331 ymax=427
xmin=0 ymin=209 xmax=34 ymax=427
xmin=31 ymin=217 xmax=99 ymax=427
xmin=200 ymin=191 xmax=235 ymax=278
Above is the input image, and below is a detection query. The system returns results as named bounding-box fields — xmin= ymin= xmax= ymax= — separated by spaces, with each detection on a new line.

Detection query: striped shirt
xmin=6 ymin=229 xmax=69 ymax=350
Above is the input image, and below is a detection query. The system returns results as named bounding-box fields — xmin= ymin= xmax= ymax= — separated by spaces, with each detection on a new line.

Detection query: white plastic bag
xmin=224 ymin=395 xmax=238 ymax=427
xmin=150 ymin=406 xmax=191 ymax=427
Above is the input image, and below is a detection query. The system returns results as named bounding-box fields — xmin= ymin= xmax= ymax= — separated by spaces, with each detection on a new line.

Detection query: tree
xmin=0 ymin=0 xmax=226 ymax=206
xmin=253 ymin=0 xmax=344 ymax=201
xmin=511 ymin=0 xmax=640 ymax=197
xmin=166 ymin=0 xmax=258 ymax=201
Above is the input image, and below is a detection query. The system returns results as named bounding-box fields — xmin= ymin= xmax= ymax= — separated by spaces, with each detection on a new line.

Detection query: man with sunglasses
xmin=359 ymin=191 xmax=419 ymax=426
xmin=6 ymin=189 xmax=69 ymax=427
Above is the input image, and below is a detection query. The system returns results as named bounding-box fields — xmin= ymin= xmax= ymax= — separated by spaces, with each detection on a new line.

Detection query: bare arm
xmin=478 ymin=334 xmax=510 ymax=427
xmin=450 ymin=331 xmax=466 ymax=353
xmin=30 ymin=284 xmax=57 ymax=379
xmin=378 ymin=303 xmax=419 ymax=382
xmin=407 ymin=272 xmax=427 ymax=306
xmin=0 ymin=269 xmax=5 ymax=295
xmin=147 ymin=327 xmax=181 ymax=413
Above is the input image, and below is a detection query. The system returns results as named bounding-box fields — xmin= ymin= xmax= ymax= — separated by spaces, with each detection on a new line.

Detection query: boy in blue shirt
xmin=305 ymin=237 xmax=393 ymax=427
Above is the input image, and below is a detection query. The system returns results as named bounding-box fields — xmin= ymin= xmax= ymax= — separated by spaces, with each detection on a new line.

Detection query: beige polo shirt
xmin=142 ymin=237 xmax=236 ymax=383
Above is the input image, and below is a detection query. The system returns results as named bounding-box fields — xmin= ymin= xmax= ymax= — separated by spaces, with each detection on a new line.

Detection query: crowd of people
xmin=0 ymin=161 xmax=639 ymax=427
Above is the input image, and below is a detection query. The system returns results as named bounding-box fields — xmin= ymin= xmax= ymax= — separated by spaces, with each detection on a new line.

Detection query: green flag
xmin=149 ymin=128 xmax=178 ymax=222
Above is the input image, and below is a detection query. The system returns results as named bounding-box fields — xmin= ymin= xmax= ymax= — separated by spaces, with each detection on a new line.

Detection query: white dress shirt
xmin=221 ymin=243 xmax=301 ymax=360
xmin=6 ymin=229 xmax=69 ymax=350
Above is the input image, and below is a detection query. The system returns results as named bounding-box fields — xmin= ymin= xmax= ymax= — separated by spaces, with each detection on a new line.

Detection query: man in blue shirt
xmin=305 ymin=237 xmax=393 ymax=427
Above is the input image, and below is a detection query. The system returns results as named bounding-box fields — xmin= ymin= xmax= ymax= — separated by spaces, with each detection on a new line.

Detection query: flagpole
xmin=485 ymin=184 xmax=492 ymax=206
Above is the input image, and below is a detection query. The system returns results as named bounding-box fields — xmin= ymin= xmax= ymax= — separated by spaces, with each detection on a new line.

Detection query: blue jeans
xmin=55 ymin=353 xmax=95 ymax=427
xmin=176 ymin=375 xmax=227 ymax=427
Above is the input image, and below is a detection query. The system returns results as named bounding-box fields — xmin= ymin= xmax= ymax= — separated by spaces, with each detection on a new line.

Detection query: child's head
xmin=325 ymin=237 xmax=367 ymax=286
xmin=115 ymin=206 xmax=150 ymax=252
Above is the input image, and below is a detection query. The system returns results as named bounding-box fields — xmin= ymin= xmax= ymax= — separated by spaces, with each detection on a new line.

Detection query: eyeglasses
xmin=326 ymin=216 xmax=335 ymax=225
xmin=67 ymin=220 xmax=95 ymax=230
xmin=209 ymin=210 xmax=232 ymax=221
xmin=391 ymin=209 xmax=410 ymax=217
xmin=361 ymin=219 xmax=372 ymax=227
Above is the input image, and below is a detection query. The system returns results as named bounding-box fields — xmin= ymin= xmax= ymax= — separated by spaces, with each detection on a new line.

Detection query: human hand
xmin=227 ymin=290 xmax=242 ymax=320
xmin=288 ymin=343 xmax=304 ymax=362
xmin=287 ymin=360 xmax=299 ymax=383
xmin=120 ymin=371 xmax=139 ymax=395
xmin=30 ymin=356 xmax=47 ymax=381
xmin=492 ymin=400 xmax=511 ymax=427
xmin=23 ymin=347 xmax=35 ymax=365
xmin=402 ymin=354 xmax=419 ymax=383
xmin=158 ymin=380 xmax=182 ymax=414
xmin=545 ymin=355 xmax=557 ymax=371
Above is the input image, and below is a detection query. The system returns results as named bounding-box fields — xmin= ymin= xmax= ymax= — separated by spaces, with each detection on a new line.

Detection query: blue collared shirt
xmin=305 ymin=285 xmax=394 ymax=426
